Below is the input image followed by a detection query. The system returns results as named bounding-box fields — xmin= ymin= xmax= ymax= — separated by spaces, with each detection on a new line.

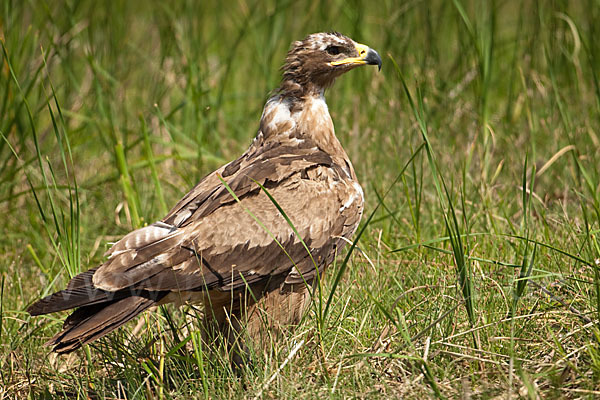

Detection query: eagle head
xmin=280 ymin=32 xmax=381 ymax=98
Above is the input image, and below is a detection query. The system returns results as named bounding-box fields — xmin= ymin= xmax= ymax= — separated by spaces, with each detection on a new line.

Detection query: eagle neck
xmin=255 ymin=93 xmax=354 ymax=178
xmin=277 ymin=72 xmax=337 ymax=100
xmin=296 ymin=93 xmax=350 ymax=162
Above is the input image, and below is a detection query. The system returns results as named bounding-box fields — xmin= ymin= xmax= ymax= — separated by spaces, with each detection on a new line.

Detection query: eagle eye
xmin=326 ymin=45 xmax=342 ymax=56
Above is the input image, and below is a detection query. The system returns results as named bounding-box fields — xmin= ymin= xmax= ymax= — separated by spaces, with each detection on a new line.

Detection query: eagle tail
xmin=27 ymin=269 xmax=108 ymax=316
xmin=45 ymin=294 xmax=166 ymax=353
xmin=27 ymin=268 xmax=169 ymax=353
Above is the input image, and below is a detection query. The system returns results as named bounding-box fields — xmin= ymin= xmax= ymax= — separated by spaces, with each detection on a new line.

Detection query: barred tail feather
xmin=26 ymin=267 xmax=169 ymax=353
xmin=47 ymin=293 xmax=168 ymax=353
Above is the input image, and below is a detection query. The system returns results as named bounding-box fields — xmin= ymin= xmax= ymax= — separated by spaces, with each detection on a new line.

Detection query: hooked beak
xmin=330 ymin=42 xmax=382 ymax=71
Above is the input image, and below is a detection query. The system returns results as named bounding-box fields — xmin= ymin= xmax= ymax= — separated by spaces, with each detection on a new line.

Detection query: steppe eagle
xmin=28 ymin=32 xmax=381 ymax=361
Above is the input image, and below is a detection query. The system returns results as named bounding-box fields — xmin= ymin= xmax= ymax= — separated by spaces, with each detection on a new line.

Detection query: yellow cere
xmin=330 ymin=42 xmax=371 ymax=66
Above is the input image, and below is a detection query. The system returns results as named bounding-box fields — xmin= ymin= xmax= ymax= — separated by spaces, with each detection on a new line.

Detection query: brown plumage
xmin=28 ymin=32 xmax=381 ymax=358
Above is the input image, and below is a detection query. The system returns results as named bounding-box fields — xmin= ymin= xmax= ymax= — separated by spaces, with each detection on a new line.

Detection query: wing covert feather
xmin=92 ymin=148 xmax=362 ymax=293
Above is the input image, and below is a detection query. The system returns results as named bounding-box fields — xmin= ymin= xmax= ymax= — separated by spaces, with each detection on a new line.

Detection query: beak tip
xmin=365 ymin=48 xmax=382 ymax=71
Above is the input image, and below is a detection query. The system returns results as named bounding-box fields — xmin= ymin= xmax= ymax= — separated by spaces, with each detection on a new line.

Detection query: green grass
xmin=2 ymin=0 xmax=600 ymax=398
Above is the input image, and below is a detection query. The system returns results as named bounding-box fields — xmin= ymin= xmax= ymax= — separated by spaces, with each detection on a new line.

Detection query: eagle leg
xmin=201 ymin=277 xmax=312 ymax=369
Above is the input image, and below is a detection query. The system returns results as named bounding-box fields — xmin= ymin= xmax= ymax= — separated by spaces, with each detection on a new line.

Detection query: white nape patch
xmin=265 ymin=99 xmax=294 ymax=134
xmin=311 ymin=94 xmax=329 ymax=113
xmin=269 ymin=104 xmax=291 ymax=125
